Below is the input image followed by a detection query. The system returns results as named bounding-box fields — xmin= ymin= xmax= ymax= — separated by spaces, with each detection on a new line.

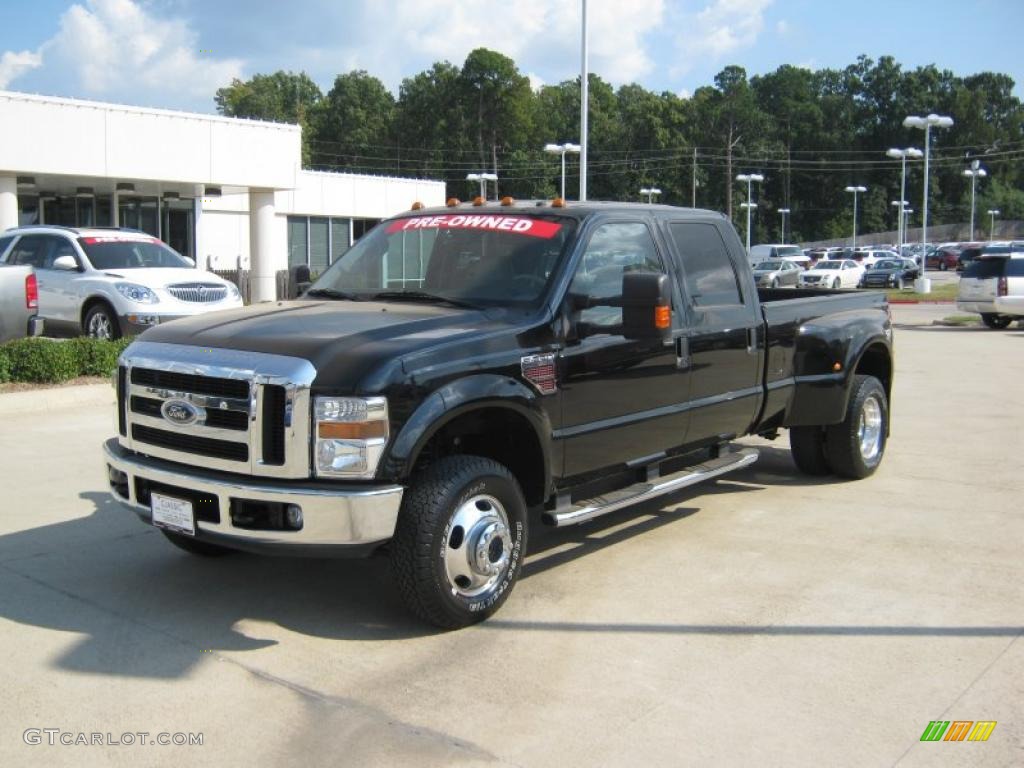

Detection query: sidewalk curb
xmin=0 ymin=383 xmax=115 ymax=417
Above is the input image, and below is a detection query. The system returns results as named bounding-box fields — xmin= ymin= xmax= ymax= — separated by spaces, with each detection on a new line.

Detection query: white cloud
xmin=776 ymin=19 xmax=789 ymax=36
xmin=0 ymin=0 xmax=243 ymax=109
xmin=348 ymin=0 xmax=665 ymax=89
xmin=672 ymin=0 xmax=774 ymax=75
xmin=526 ymin=72 xmax=545 ymax=92
xmin=0 ymin=50 xmax=42 ymax=88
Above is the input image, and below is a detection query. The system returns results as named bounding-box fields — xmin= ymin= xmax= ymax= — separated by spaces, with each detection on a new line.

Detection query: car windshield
xmin=307 ymin=213 xmax=577 ymax=307
xmin=775 ymin=246 xmax=800 ymax=256
xmin=813 ymin=261 xmax=842 ymax=270
xmin=875 ymin=260 xmax=900 ymax=270
xmin=756 ymin=261 xmax=783 ymax=270
xmin=79 ymin=235 xmax=193 ymax=270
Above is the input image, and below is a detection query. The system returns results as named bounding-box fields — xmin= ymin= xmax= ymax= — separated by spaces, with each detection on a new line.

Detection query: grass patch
xmin=936 ymin=315 xmax=979 ymax=326
xmin=883 ymin=283 xmax=959 ymax=302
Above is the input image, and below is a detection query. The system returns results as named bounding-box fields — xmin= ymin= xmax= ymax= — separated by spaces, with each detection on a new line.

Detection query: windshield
xmin=813 ymin=261 xmax=842 ymax=270
xmin=79 ymin=235 xmax=193 ymax=270
xmin=756 ymin=260 xmax=783 ymax=270
xmin=775 ymin=246 xmax=801 ymax=256
xmin=875 ymin=260 xmax=900 ymax=270
xmin=307 ymin=213 xmax=577 ymax=306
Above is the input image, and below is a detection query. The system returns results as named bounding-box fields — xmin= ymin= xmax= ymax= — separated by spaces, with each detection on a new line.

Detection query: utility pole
xmin=579 ymin=0 xmax=588 ymax=202
xmin=691 ymin=148 xmax=698 ymax=208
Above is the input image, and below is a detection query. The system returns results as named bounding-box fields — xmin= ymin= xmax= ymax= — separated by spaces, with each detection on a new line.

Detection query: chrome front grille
xmin=167 ymin=283 xmax=229 ymax=303
xmin=117 ymin=342 xmax=316 ymax=479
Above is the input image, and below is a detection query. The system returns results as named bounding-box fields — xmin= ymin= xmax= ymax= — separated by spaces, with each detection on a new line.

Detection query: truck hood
xmin=137 ymin=299 xmax=513 ymax=391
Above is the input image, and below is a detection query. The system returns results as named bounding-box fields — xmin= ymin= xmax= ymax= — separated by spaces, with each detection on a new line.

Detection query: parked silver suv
xmin=956 ymin=243 xmax=1024 ymax=329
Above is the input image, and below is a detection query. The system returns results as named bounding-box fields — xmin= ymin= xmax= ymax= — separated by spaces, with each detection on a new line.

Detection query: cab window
xmin=668 ymin=222 xmax=743 ymax=306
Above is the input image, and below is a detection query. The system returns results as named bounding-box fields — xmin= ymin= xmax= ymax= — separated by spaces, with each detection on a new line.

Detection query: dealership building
xmin=0 ymin=90 xmax=446 ymax=300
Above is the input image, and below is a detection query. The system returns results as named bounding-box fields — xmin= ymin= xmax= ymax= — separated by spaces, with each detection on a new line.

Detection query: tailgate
xmin=958 ymin=276 xmax=996 ymax=301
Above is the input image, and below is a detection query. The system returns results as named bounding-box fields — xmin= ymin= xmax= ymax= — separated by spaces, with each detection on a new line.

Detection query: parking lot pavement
xmin=0 ymin=305 xmax=1021 ymax=767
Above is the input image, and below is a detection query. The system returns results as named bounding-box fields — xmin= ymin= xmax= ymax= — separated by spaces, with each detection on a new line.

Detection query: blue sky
xmin=1 ymin=0 xmax=1021 ymax=113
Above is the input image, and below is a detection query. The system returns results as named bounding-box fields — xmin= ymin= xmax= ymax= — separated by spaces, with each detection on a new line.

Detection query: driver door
xmin=558 ymin=220 xmax=690 ymax=478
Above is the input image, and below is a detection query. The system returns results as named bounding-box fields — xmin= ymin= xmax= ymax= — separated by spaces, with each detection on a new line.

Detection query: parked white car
xmin=748 ymin=243 xmax=803 ymax=268
xmin=0 ymin=226 xmax=242 ymax=339
xmin=956 ymin=244 xmax=1024 ymax=328
xmin=798 ymin=259 xmax=864 ymax=289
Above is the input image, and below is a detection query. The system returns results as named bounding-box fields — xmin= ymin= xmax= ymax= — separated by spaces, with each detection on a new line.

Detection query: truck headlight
xmin=314 ymin=396 xmax=388 ymax=478
xmin=115 ymin=282 xmax=159 ymax=304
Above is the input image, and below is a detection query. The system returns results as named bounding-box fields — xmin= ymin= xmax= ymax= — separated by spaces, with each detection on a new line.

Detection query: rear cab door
xmin=660 ymin=217 xmax=765 ymax=447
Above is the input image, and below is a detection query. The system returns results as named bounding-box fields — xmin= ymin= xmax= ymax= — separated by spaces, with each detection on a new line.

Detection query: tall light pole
xmin=466 ymin=172 xmax=498 ymax=200
xmin=987 ymin=209 xmax=1000 ymax=242
xmin=963 ymin=160 xmax=987 ymax=240
xmin=844 ymin=185 xmax=867 ymax=248
xmin=640 ymin=187 xmax=662 ymax=204
xmin=580 ymin=0 xmax=588 ymax=201
xmin=544 ymin=142 xmax=581 ymax=200
xmin=904 ymin=113 xmax=954 ymax=292
xmin=778 ymin=208 xmax=790 ymax=244
xmin=886 ymin=147 xmax=922 ymax=255
xmin=735 ymin=173 xmax=764 ymax=253
xmin=890 ymin=200 xmax=907 ymax=250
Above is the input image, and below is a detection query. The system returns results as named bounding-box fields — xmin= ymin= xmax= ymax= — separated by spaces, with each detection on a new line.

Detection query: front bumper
xmin=103 ymin=439 xmax=404 ymax=557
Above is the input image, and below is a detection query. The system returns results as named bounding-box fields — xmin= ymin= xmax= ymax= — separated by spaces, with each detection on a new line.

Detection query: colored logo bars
xmin=920 ymin=721 xmax=997 ymax=742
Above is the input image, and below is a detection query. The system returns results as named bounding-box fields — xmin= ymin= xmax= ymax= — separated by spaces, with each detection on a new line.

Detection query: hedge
xmin=0 ymin=336 xmax=134 ymax=384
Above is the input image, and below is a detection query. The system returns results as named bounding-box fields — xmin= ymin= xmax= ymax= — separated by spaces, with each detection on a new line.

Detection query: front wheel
xmin=894 ymin=277 xmax=903 ymax=290
xmin=832 ymin=278 xmax=841 ymax=290
xmin=391 ymin=456 xmax=528 ymax=629
xmin=939 ymin=261 xmax=948 ymax=271
xmin=84 ymin=303 xmax=121 ymax=340
xmin=826 ymin=375 xmax=888 ymax=479
xmin=770 ymin=277 xmax=779 ymax=288
xmin=980 ymin=313 xmax=1013 ymax=329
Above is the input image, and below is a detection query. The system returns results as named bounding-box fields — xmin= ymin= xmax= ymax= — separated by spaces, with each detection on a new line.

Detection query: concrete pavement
xmin=0 ymin=303 xmax=1020 ymax=767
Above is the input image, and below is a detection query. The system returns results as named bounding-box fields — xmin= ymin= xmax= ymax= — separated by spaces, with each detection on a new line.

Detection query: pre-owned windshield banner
xmin=386 ymin=215 xmax=562 ymax=239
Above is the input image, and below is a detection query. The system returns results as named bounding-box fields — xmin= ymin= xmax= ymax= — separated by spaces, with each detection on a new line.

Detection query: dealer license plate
xmin=151 ymin=493 xmax=195 ymax=536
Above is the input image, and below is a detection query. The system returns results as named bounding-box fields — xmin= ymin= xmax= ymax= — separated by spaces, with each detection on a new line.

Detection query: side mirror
xmin=53 ymin=255 xmax=79 ymax=271
xmin=621 ymin=271 xmax=672 ymax=342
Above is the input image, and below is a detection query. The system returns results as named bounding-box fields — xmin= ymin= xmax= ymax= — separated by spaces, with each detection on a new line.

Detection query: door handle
xmin=746 ymin=327 xmax=757 ymax=354
xmin=675 ymin=336 xmax=690 ymax=369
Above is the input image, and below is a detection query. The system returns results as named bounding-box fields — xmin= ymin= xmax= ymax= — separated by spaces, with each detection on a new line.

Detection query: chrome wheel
xmin=443 ymin=494 xmax=512 ymax=598
xmin=87 ymin=311 xmax=113 ymax=339
xmin=857 ymin=395 xmax=883 ymax=462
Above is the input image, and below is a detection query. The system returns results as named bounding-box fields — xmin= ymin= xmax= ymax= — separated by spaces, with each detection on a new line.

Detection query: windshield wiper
xmin=370 ymin=291 xmax=481 ymax=310
xmin=304 ymin=288 xmax=363 ymax=301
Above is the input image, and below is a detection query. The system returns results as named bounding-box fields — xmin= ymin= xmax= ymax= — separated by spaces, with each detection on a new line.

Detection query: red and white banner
xmin=386 ymin=215 xmax=562 ymax=239
xmin=81 ymin=235 xmax=160 ymax=245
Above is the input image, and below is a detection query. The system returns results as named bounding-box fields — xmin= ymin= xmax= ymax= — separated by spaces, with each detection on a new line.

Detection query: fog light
xmin=126 ymin=314 xmax=159 ymax=325
xmin=285 ymin=504 xmax=303 ymax=530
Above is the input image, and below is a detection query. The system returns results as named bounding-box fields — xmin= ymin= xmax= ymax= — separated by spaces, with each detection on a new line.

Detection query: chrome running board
xmin=544 ymin=447 xmax=759 ymax=528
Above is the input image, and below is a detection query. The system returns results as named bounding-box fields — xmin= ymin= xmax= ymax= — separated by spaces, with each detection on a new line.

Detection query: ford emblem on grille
xmin=161 ymin=399 xmax=200 ymax=426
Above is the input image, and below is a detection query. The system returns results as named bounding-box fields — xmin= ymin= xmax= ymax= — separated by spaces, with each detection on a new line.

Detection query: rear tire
xmin=161 ymin=530 xmax=234 ymax=556
xmin=789 ymin=426 xmax=832 ymax=476
xmin=980 ymin=313 xmax=1012 ymax=329
xmin=391 ymin=456 xmax=528 ymax=629
xmin=825 ymin=375 xmax=888 ymax=479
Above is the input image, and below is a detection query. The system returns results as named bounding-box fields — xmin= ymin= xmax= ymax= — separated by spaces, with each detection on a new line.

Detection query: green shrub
xmin=3 ymin=338 xmax=80 ymax=383
xmin=0 ymin=347 xmax=10 ymax=384
xmin=68 ymin=336 xmax=132 ymax=377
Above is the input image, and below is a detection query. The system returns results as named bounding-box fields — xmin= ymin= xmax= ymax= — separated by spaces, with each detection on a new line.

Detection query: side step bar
xmin=543 ymin=447 xmax=759 ymax=528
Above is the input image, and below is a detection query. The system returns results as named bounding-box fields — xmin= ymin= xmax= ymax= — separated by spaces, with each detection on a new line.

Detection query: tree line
xmin=215 ymin=49 xmax=1024 ymax=244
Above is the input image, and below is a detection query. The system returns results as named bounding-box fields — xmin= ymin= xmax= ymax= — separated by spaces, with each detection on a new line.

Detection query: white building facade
xmin=0 ymin=90 xmax=445 ymax=301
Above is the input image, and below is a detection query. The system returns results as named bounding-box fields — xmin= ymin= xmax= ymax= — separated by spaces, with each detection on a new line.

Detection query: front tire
xmin=832 ymin=278 xmax=841 ymax=290
xmin=939 ymin=261 xmax=948 ymax=271
xmin=790 ymin=426 xmax=832 ymax=476
xmin=980 ymin=313 xmax=1012 ymax=329
xmin=771 ymin=277 xmax=779 ymax=288
xmin=826 ymin=375 xmax=888 ymax=479
xmin=391 ymin=456 xmax=528 ymax=629
xmin=84 ymin=303 xmax=121 ymax=340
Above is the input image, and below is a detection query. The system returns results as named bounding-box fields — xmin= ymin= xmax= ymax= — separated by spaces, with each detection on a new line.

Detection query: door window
xmin=568 ymin=222 xmax=664 ymax=328
xmin=6 ymin=236 xmax=49 ymax=268
xmin=668 ymin=223 xmax=743 ymax=306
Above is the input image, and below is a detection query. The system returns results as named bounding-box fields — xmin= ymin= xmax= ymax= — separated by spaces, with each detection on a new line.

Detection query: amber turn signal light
xmin=500 ymin=196 xmax=515 ymax=206
xmin=654 ymin=305 xmax=671 ymax=329
xmin=551 ymin=197 xmax=566 ymax=208
xmin=411 ymin=201 xmax=424 ymax=210
xmin=318 ymin=421 xmax=388 ymax=440
xmin=472 ymin=196 xmax=486 ymax=206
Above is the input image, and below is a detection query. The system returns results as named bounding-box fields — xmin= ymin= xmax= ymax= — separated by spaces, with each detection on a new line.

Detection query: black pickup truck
xmin=104 ymin=201 xmax=894 ymax=628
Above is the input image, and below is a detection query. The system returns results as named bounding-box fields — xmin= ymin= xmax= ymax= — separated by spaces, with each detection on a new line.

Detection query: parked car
xmin=956 ymin=244 xmax=1024 ymax=328
xmin=748 ymin=243 xmax=803 ymax=268
xmin=858 ymin=257 xmax=919 ymax=290
xmin=957 ymin=244 xmax=987 ymax=272
xmin=0 ymin=226 xmax=243 ymax=339
xmin=857 ymin=248 xmax=900 ymax=270
xmin=0 ymin=262 xmax=43 ymax=343
xmin=103 ymin=200 xmax=894 ymax=628
xmin=752 ymin=258 xmax=802 ymax=287
xmin=798 ymin=259 xmax=865 ymax=289
xmin=927 ymin=244 xmax=961 ymax=271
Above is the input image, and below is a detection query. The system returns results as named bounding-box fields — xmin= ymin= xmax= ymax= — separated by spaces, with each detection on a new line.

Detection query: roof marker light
xmin=411 ymin=201 xmax=424 ymax=210
xmin=500 ymin=196 xmax=515 ymax=206
xmin=472 ymin=196 xmax=485 ymax=206
xmin=446 ymin=197 xmax=460 ymax=207
xmin=551 ymin=197 xmax=566 ymax=208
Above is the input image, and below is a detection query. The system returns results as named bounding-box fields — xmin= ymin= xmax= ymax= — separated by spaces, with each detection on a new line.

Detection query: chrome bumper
xmin=103 ymin=438 xmax=403 ymax=555
xmin=28 ymin=315 xmax=44 ymax=337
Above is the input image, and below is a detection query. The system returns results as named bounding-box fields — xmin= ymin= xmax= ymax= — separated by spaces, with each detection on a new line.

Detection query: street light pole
xmin=778 ymin=208 xmax=790 ymax=244
xmin=580 ymin=0 xmax=588 ymax=202
xmin=987 ymin=209 xmax=1000 ymax=241
xmin=904 ymin=114 xmax=954 ymax=292
xmin=465 ymin=172 xmax=498 ymax=200
xmin=844 ymin=185 xmax=867 ymax=248
xmin=963 ymin=160 xmax=987 ymax=239
xmin=886 ymin=147 xmax=922 ymax=255
xmin=544 ymin=143 xmax=581 ymax=200
xmin=735 ymin=173 xmax=764 ymax=253
xmin=639 ymin=187 xmax=662 ymax=204
xmin=890 ymin=200 xmax=907 ymax=250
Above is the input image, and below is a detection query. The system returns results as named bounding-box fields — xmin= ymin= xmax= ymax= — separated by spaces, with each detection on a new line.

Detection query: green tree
xmin=312 ymin=71 xmax=396 ymax=173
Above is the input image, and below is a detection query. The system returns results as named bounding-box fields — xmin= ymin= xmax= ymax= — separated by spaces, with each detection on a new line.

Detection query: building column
xmin=248 ymin=188 xmax=278 ymax=302
xmin=0 ymin=175 xmax=18 ymax=232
